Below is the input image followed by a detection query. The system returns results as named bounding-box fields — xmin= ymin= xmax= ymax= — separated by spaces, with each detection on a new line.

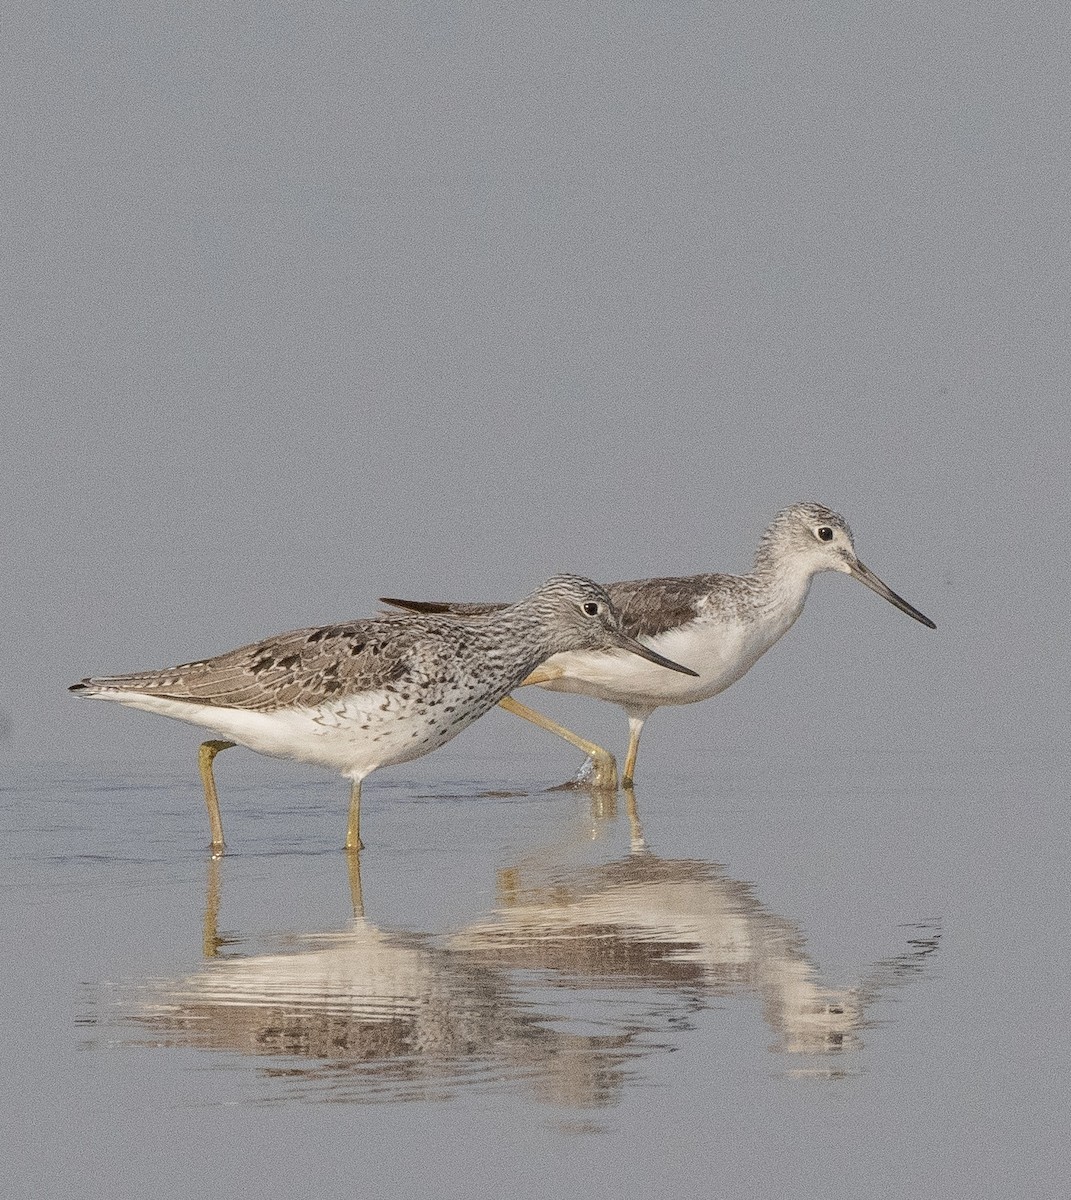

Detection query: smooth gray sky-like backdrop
xmin=5 ymin=0 xmax=1069 ymax=774
xmin=6 ymin=6 xmax=1071 ymax=1200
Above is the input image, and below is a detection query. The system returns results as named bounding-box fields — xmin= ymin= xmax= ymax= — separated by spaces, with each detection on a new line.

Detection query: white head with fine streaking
xmin=753 ymin=503 xmax=936 ymax=628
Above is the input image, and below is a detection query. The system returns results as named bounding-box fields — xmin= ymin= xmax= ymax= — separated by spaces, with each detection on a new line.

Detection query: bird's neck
xmin=484 ymin=606 xmax=570 ymax=671
xmin=744 ymin=553 xmax=818 ymax=628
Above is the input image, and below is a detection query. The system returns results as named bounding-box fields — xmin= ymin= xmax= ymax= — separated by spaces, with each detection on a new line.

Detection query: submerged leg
xmin=624 ymin=784 xmax=646 ymax=853
xmin=202 ymin=855 xmax=223 ymax=958
xmin=496 ymin=865 xmax=520 ymax=907
xmin=198 ymin=739 xmax=235 ymax=852
xmin=346 ymin=778 xmax=364 ymax=852
xmin=622 ymin=716 xmax=646 ymax=787
xmin=497 ymin=695 xmax=618 ymax=790
xmin=345 ymin=847 xmax=364 ymax=916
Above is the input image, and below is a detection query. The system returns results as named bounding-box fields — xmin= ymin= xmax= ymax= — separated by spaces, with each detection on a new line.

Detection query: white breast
xmin=535 ymin=603 xmax=804 ymax=715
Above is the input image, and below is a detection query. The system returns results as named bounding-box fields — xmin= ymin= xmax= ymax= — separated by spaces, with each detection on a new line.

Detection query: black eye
xmin=817 ymin=526 xmax=834 ymax=542
xmin=583 ymin=601 xmax=600 ymax=616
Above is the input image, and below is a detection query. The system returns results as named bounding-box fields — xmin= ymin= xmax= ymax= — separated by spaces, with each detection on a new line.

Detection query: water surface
xmin=3 ymin=749 xmax=1068 ymax=1198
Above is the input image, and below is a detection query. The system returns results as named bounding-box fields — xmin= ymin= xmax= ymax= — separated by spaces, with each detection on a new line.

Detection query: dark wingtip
xmin=379 ymin=597 xmax=453 ymax=614
xmin=68 ymin=680 xmax=90 ymax=694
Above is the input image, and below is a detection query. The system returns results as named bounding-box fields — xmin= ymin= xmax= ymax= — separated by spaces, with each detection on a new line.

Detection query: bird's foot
xmin=548 ymin=754 xmax=619 ymax=792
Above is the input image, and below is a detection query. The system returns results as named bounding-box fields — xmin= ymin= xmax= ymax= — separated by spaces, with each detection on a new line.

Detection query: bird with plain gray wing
xmin=69 ymin=574 xmax=697 ymax=852
xmin=381 ymin=503 xmax=936 ymax=788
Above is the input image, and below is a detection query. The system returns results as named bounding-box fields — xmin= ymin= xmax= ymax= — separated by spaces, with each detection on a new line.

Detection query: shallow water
xmin=4 ymin=748 xmax=1069 ymax=1198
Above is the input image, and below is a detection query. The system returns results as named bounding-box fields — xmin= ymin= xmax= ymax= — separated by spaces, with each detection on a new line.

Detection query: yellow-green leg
xmin=198 ymin=739 xmax=235 ymax=852
xmin=623 ymin=716 xmax=646 ymax=787
xmin=497 ymin=696 xmax=618 ymax=790
xmin=346 ymin=778 xmax=364 ymax=852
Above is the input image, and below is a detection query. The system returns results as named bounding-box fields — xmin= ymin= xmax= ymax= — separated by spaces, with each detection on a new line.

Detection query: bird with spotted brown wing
xmin=70 ymin=574 xmax=696 ymax=852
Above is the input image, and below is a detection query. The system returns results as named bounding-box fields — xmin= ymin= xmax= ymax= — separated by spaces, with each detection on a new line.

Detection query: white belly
xmin=535 ymin=611 xmax=800 ymax=715
xmin=88 ymin=688 xmax=489 ymax=780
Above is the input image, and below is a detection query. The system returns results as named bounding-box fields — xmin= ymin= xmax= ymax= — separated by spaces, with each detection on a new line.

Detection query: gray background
xmin=7 ymin=0 xmax=1068 ymax=773
xmin=4 ymin=2 xmax=1071 ymax=1198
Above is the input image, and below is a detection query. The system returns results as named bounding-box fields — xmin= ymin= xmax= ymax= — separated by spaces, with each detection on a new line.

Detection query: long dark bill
xmin=610 ymin=629 xmax=699 ymax=676
xmin=849 ymin=560 xmax=936 ymax=630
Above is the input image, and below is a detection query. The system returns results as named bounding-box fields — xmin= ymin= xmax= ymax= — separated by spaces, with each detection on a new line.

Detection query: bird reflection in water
xmin=115 ymin=794 xmax=939 ymax=1106
xmin=463 ymin=796 xmax=939 ymax=1063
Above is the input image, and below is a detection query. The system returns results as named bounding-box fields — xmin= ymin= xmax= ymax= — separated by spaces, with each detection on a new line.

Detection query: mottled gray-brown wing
xmin=601 ymin=576 xmax=724 ymax=641
xmin=71 ymin=618 xmax=419 ymax=712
